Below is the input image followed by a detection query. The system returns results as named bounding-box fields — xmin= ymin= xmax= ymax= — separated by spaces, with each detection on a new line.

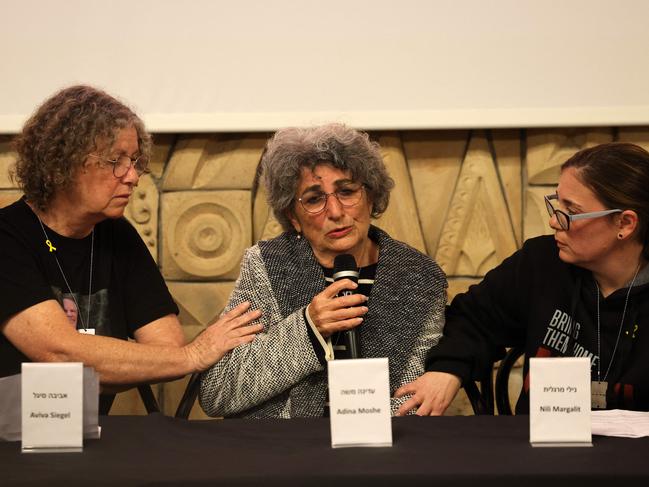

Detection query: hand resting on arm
xmin=1 ymin=300 xmax=262 ymax=385
xmin=394 ymin=371 xmax=462 ymax=416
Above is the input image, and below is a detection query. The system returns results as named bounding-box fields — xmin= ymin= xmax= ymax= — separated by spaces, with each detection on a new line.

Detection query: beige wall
xmin=2 ymin=127 xmax=648 ymax=417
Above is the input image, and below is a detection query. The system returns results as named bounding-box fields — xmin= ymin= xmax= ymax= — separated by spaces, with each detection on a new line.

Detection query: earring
xmin=296 ymin=232 xmax=302 ymax=240
xmin=618 ymin=233 xmax=623 ymax=239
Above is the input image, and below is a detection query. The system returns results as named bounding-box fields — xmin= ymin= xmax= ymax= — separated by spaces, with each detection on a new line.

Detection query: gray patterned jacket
xmin=199 ymin=226 xmax=447 ymax=418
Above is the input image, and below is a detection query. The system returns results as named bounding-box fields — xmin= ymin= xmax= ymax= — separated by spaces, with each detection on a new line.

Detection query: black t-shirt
xmin=0 ymin=198 xmax=178 ymax=413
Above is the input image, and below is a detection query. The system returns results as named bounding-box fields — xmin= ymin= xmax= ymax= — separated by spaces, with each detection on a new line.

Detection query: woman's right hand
xmin=394 ymin=372 xmax=462 ymax=416
xmin=307 ymin=279 xmax=369 ymax=338
xmin=186 ymin=301 xmax=263 ymax=371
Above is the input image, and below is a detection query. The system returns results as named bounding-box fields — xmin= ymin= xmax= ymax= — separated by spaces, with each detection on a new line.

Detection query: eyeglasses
xmin=544 ymin=194 xmax=622 ymax=231
xmin=88 ymin=153 xmax=150 ymax=178
xmin=297 ymin=183 xmax=364 ymax=214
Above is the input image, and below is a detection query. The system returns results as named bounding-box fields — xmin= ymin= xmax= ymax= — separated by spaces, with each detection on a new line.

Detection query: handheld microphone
xmin=333 ymin=254 xmax=361 ymax=359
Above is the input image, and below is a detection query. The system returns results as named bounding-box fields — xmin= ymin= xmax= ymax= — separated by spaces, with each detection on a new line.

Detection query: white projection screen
xmin=2 ymin=0 xmax=649 ymax=132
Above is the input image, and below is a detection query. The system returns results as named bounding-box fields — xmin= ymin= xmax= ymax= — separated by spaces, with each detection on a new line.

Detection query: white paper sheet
xmin=592 ymin=409 xmax=649 ymax=438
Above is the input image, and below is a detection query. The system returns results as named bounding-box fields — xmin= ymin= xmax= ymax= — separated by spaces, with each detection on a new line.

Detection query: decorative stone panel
xmin=435 ymin=132 xmax=517 ymax=277
xmin=492 ymin=130 xmax=522 ymax=246
xmin=160 ymin=191 xmax=252 ymax=280
xmin=252 ymin=180 xmax=284 ymax=242
xmin=0 ymin=135 xmax=17 ymax=189
xmin=374 ymin=133 xmax=426 ymax=253
xmin=0 ymin=190 xmax=22 ymax=209
xmin=124 ymin=174 xmax=158 ymax=261
xmin=167 ymin=281 xmax=236 ymax=341
xmin=403 ymin=130 xmax=467 ymax=257
xmin=149 ymin=134 xmax=176 ymax=180
xmin=524 ymin=187 xmax=555 ymax=241
xmin=618 ymin=127 xmax=649 ymax=152
xmin=527 ymin=128 xmax=613 ymax=184
xmin=162 ymin=134 xmax=265 ymax=190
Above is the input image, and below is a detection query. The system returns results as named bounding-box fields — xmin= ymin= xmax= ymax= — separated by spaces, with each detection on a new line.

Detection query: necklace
xmin=34 ymin=214 xmax=94 ymax=331
xmin=592 ymin=263 xmax=641 ymax=408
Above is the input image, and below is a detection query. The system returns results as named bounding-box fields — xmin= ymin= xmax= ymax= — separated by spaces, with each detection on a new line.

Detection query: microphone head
xmin=333 ymin=254 xmax=359 ymax=283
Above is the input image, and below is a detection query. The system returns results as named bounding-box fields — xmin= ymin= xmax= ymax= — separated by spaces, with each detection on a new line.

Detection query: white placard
xmin=328 ymin=358 xmax=392 ymax=448
xmin=529 ymin=357 xmax=592 ymax=447
xmin=21 ymin=363 xmax=84 ymax=452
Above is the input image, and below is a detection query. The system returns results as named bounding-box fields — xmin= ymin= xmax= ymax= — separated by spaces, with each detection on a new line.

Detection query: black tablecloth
xmin=2 ymin=414 xmax=648 ymax=486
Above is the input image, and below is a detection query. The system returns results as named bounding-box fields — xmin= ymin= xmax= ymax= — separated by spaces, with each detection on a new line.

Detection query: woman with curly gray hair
xmin=0 ymin=85 xmax=261 ymax=414
xmin=200 ymin=123 xmax=447 ymax=418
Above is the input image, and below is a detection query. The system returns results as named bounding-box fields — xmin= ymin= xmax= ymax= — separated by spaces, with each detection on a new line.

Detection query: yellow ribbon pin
xmin=45 ymin=239 xmax=56 ymax=252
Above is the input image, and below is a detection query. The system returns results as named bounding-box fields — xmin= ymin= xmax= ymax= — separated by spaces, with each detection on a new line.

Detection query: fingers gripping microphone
xmin=333 ymin=254 xmax=361 ymax=358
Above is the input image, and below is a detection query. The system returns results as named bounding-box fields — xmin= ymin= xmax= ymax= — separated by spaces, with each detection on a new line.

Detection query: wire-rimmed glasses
xmin=297 ymin=183 xmax=365 ymax=214
xmin=88 ymin=153 xmax=150 ymax=178
xmin=544 ymin=193 xmax=622 ymax=231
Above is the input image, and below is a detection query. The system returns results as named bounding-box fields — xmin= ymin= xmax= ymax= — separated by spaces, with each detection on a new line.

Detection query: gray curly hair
xmin=261 ymin=123 xmax=394 ymax=232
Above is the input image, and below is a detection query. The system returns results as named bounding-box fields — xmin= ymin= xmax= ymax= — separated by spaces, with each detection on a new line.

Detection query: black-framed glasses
xmin=297 ymin=183 xmax=364 ymax=214
xmin=544 ymin=194 xmax=622 ymax=231
xmin=88 ymin=153 xmax=150 ymax=178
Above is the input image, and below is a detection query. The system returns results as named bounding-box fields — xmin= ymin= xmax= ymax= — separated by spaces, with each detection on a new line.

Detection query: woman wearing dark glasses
xmin=397 ymin=142 xmax=649 ymax=415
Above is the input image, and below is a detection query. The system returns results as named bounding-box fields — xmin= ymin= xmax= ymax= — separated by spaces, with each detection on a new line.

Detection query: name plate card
xmin=529 ymin=357 xmax=592 ymax=447
xmin=328 ymin=358 xmax=392 ymax=448
xmin=21 ymin=363 xmax=84 ymax=452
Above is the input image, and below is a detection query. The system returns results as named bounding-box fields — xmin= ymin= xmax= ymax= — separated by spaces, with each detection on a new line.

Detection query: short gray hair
xmin=261 ymin=123 xmax=394 ymax=232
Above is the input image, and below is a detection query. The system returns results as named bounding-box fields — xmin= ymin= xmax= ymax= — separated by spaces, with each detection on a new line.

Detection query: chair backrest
xmin=137 ymin=384 xmax=161 ymax=414
xmin=464 ymin=380 xmax=494 ymax=415
xmin=175 ymin=372 xmax=201 ymax=419
xmin=494 ymin=347 xmax=525 ymax=415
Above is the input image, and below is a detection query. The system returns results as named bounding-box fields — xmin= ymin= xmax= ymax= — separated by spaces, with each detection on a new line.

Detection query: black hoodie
xmin=427 ymin=235 xmax=649 ymax=413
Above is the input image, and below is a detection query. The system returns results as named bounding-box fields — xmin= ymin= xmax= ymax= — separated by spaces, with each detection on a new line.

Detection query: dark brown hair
xmin=13 ymin=85 xmax=151 ymax=210
xmin=562 ymin=142 xmax=649 ymax=259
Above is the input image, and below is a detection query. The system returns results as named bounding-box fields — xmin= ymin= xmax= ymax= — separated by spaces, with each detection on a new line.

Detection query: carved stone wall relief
xmin=160 ymin=191 xmax=251 ymax=280
xmin=163 ymin=134 xmax=265 ymax=190
xmin=0 ymin=190 xmax=22 ymax=208
xmin=403 ymin=130 xmax=467 ymax=257
xmin=492 ymin=130 xmax=522 ymax=246
xmin=618 ymin=127 xmax=649 ymax=152
xmin=435 ymin=132 xmax=518 ymax=277
xmin=524 ymin=187 xmax=555 ymax=241
xmin=374 ymin=133 xmax=426 ymax=253
xmin=161 ymin=136 xmax=211 ymax=190
xmin=125 ymin=174 xmax=158 ymax=261
xmin=0 ymin=135 xmax=17 ymax=189
xmin=252 ymin=174 xmax=284 ymax=242
xmin=149 ymin=134 xmax=176 ymax=180
xmin=527 ymin=128 xmax=613 ymax=184
xmin=167 ymin=282 xmax=236 ymax=341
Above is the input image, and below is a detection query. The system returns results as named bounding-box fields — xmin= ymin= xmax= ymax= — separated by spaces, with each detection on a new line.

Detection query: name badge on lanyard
xmin=78 ymin=328 xmax=95 ymax=335
xmin=591 ymin=381 xmax=607 ymax=409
